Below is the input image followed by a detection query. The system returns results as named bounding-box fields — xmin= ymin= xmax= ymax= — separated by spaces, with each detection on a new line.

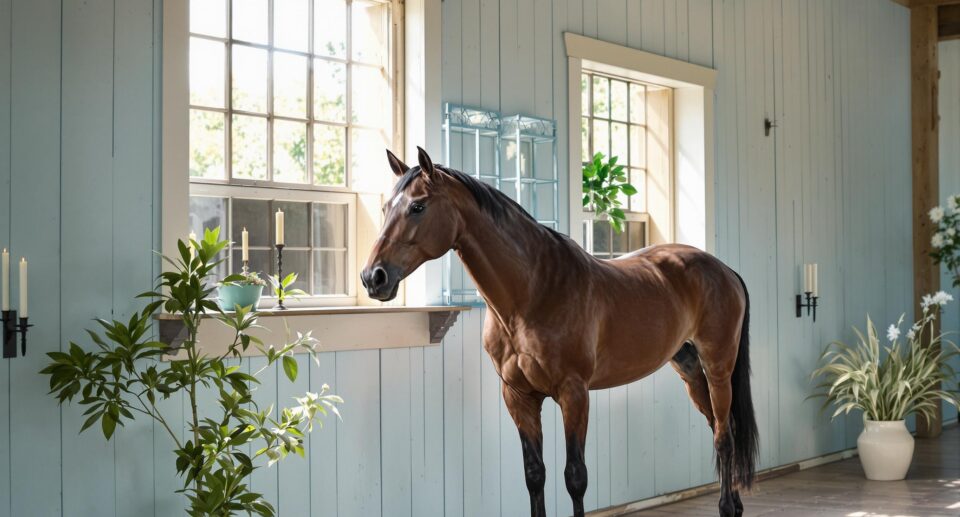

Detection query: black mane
xmin=394 ymin=164 xmax=561 ymax=239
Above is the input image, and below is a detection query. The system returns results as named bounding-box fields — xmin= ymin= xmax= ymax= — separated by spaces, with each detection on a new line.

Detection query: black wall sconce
xmin=2 ymin=249 xmax=31 ymax=358
xmin=796 ymin=263 xmax=819 ymax=322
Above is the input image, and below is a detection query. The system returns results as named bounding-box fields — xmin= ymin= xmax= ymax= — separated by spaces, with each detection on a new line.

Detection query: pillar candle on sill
xmin=2 ymin=248 xmax=8 ymax=311
xmin=241 ymin=227 xmax=249 ymax=261
xmin=189 ymin=231 xmax=197 ymax=259
xmin=802 ymin=264 xmax=812 ymax=293
xmin=19 ymin=258 xmax=27 ymax=319
xmin=275 ymin=209 xmax=285 ymax=246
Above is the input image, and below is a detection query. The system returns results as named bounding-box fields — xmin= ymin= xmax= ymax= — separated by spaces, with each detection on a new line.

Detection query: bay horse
xmin=362 ymin=147 xmax=758 ymax=517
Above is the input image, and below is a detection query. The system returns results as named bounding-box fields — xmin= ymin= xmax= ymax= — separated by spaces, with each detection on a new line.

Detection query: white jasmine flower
xmin=947 ymin=227 xmax=957 ymax=237
xmin=886 ymin=324 xmax=900 ymax=342
xmin=930 ymin=206 xmax=945 ymax=223
xmin=907 ymin=328 xmax=916 ymax=340
xmin=921 ymin=290 xmax=953 ymax=310
xmin=932 ymin=232 xmax=945 ymax=248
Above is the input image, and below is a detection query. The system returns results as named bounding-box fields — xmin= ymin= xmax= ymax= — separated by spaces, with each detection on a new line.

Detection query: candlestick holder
xmin=2 ymin=310 xmax=31 ymax=358
xmin=274 ymin=244 xmax=287 ymax=310
xmin=241 ymin=259 xmax=250 ymax=276
xmin=795 ymin=292 xmax=819 ymax=322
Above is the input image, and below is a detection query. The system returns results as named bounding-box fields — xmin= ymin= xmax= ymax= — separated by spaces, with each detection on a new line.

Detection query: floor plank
xmin=625 ymin=424 xmax=960 ymax=517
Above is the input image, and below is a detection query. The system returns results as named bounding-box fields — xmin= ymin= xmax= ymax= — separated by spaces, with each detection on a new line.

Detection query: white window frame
xmin=565 ymin=33 xmax=717 ymax=253
xmin=190 ymin=183 xmax=358 ymax=307
xmin=163 ymin=0 xmax=443 ymax=308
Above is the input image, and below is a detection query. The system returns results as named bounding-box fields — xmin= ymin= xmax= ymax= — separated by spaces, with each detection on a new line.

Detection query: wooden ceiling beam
xmin=939 ymin=4 xmax=960 ymax=39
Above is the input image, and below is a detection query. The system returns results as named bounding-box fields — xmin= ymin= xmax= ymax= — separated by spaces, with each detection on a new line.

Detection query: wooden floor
xmin=627 ymin=425 xmax=960 ymax=517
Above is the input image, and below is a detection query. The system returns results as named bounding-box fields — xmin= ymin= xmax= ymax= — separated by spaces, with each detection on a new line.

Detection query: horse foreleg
xmin=558 ymin=380 xmax=590 ymax=517
xmin=502 ymin=383 xmax=547 ymax=517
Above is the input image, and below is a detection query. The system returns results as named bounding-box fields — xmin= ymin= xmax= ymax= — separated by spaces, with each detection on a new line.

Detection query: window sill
xmin=157 ymin=305 xmax=471 ymax=359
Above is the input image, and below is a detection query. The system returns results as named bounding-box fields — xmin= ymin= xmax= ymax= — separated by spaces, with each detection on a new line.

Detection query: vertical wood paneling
xmin=381 ymin=348 xmax=413 ymax=517
xmin=0 ymin=0 xmax=12 ymax=511
xmin=336 ymin=350 xmax=381 ymax=515
xmin=8 ymin=0 xmax=61 ymax=514
xmin=309 ymin=352 xmax=338 ymax=516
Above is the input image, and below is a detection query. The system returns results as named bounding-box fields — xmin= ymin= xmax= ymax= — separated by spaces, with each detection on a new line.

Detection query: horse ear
xmin=417 ymin=146 xmax=436 ymax=179
xmin=385 ymin=149 xmax=409 ymax=177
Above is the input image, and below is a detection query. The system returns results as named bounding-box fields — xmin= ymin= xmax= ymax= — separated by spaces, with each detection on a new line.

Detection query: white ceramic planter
xmin=857 ymin=420 xmax=914 ymax=481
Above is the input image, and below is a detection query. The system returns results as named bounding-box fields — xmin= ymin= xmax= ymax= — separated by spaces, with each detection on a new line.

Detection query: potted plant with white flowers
xmin=811 ymin=292 xmax=960 ymax=481
xmin=929 ymin=194 xmax=960 ymax=286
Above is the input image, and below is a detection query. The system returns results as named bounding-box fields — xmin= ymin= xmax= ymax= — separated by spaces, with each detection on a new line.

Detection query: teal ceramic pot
xmin=218 ymin=284 xmax=263 ymax=311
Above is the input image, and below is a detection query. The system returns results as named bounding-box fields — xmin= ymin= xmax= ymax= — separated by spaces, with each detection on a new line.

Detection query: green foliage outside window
xmin=582 ymin=152 xmax=637 ymax=233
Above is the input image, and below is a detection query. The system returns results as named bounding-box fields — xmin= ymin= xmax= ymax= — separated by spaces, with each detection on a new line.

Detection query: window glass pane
xmin=351 ymin=65 xmax=390 ymax=128
xmin=232 ymin=45 xmax=268 ymax=113
xmin=581 ymin=117 xmax=590 ymax=162
xmin=232 ymin=115 xmax=268 ymax=179
xmin=233 ymin=248 xmax=273 ymax=279
xmin=313 ymin=250 xmax=346 ymax=294
xmin=314 ymin=123 xmax=346 ymax=186
xmin=190 ymin=196 xmax=228 ymax=238
xmin=281 ymin=250 xmax=311 ymax=292
xmin=581 ymin=74 xmax=590 ymax=117
xmin=232 ymin=198 xmax=271 ymax=246
xmin=592 ymin=119 xmax=609 ymax=159
xmin=314 ymin=203 xmax=347 ymax=248
xmin=190 ymin=37 xmax=225 ymax=108
xmin=352 ymin=1 xmax=389 ymax=66
xmin=350 ymin=127 xmax=389 ymax=191
xmin=275 ymin=201 xmax=310 ymax=247
xmin=273 ymin=120 xmax=309 ymax=184
xmin=612 ymin=224 xmax=629 ymax=254
xmin=315 ymin=0 xmax=346 ymax=58
xmin=274 ymin=0 xmax=309 ymax=51
xmin=273 ymin=52 xmax=308 ymax=118
xmin=629 ymin=169 xmax=646 ymax=212
xmin=190 ymin=109 xmax=226 ymax=179
xmin=191 ymin=0 xmax=227 ymax=37
xmin=314 ymin=59 xmax=346 ymax=122
xmin=630 ymin=126 xmax=645 ymax=167
xmin=592 ymin=220 xmax=610 ymax=255
xmin=629 ymin=83 xmax=645 ymax=124
xmin=627 ymin=221 xmax=645 ymax=250
xmin=592 ymin=76 xmax=609 ymax=118
xmin=232 ymin=0 xmax=268 ymax=44
xmin=611 ymin=122 xmax=628 ymax=165
xmin=611 ymin=80 xmax=628 ymax=122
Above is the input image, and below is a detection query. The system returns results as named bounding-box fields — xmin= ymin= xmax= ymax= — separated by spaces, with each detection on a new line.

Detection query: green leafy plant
xmin=221 ymin=270 xmax=267 ymax=287
xmin=582 ymin=152 xmax=637 ymax=233
xmin=929 ymin=195 xmax=960 ymax=287
xmin=268 ymin=272 xmax=307 ymax=306
xmin=811 ymin=292 xmax=960 ymax=422
xmin=41 ymin=228 xmax=342 ymax=516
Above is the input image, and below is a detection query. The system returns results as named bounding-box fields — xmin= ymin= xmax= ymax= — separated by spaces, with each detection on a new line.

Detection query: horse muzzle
xmin=361 ymin=263 xmax=403 ymax=301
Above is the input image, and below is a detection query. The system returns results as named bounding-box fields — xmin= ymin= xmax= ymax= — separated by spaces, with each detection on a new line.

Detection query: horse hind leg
xmin=670 ymin=342 xmax=714 ymax=429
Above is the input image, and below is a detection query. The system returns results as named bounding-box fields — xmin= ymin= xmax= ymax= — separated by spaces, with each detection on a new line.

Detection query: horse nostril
xmin=372 ymin=267 xmax=387 ymax=288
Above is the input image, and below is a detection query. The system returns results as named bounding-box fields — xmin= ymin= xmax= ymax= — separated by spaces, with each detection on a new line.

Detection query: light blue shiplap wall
xmin=0 ymin=0 xmax=932 ymax=516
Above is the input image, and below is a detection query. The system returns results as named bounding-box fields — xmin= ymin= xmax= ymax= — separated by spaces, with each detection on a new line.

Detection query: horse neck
xmin=455 ymin=204 xmax=571 ymax=322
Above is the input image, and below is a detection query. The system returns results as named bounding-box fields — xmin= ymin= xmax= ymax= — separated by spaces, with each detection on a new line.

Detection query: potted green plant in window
xmin=811 ymin=292 xmax=960 ymax=480
xmin=218 ymin=270 xmax=266 ymax=311
xmin=582 ymin=152 xmax=637 ymax=233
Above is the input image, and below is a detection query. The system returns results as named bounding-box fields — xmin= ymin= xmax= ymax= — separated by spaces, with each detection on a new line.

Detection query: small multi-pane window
xmin=581 ymin=70 xmax=662 ymax=256
xmin=187 ymin=0 xmax=398 ymax=304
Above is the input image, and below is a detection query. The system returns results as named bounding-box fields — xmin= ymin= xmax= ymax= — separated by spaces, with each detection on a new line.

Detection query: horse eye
xmin=409 ymin=202 xmax=425 ymax=215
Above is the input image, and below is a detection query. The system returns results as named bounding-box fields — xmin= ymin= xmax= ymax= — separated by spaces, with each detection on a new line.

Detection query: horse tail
xmin=729 ymin=271 xmax=759 ymax=491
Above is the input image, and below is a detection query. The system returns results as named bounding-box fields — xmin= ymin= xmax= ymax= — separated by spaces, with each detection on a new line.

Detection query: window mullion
xmin=267 ymin=0 xmax=275 ymax=183
xmin=307 ymin=0 xmax=316 ymax=186
xmin=225 ymin=0 xmax=233 ymax=182
xmin=345 ymin=0 xmax=353 ymax=190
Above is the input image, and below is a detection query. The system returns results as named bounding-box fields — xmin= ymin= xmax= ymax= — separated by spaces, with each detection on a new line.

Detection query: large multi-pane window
xmin=187 ymin=0 xmax=398 ymax=303
xmin=581 ymin=70 xmax=666 ymax=258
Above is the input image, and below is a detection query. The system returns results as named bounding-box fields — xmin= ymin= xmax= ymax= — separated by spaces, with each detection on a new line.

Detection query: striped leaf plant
xmin=811 ymin=292 xmax=960 ymax=422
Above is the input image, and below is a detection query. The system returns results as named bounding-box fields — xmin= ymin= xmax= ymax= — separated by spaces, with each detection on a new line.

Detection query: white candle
xmin=1 ymin=249 xmax=8 ymax=311
xmin=241 ymin=227 xmax=249 ymax=261
xmin=802 ymin=264 xmax=811 ymax=293
xmin=19 ymin=258 xmax=27 ymax=319
xmin=275 ymin=209 xmax=285 ymax=246
xmin=811 ymin=263 xmax=818 ymax=297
